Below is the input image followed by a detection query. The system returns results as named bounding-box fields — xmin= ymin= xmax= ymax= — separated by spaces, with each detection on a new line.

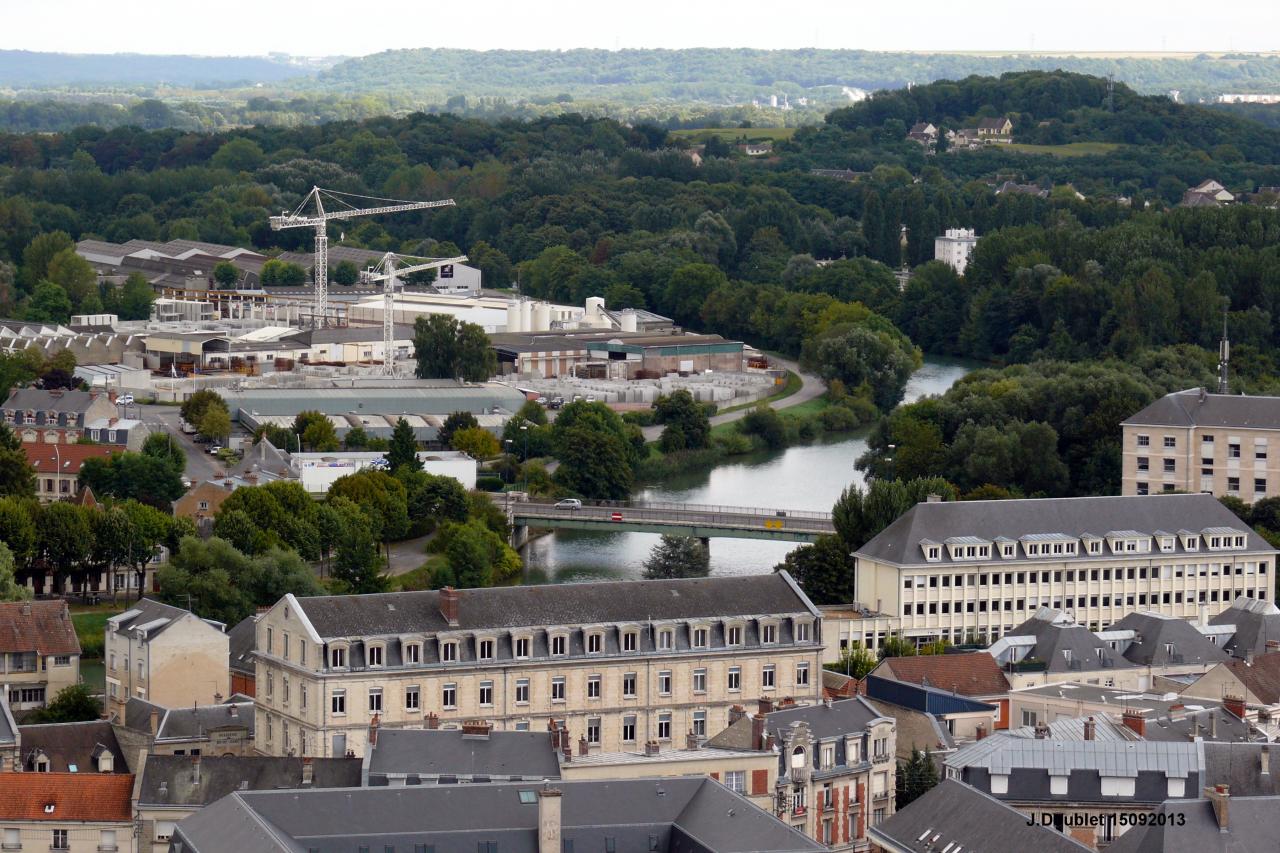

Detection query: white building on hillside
xmin=934 ymin=228 xmax=979 ymax=275
xmin=291 ymin=450 xmax=477 ymax=494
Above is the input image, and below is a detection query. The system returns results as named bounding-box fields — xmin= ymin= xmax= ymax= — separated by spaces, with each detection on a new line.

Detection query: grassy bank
xmin=1001 ymin=141 xmax=1122 ymax=157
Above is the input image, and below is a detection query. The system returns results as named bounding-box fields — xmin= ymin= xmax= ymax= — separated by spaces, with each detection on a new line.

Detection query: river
xmin=520 ymin=356 xmax=979 ymax=583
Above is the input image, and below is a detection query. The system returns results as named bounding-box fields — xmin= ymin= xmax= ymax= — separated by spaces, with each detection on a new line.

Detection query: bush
xmin=818 ymin=405 xmax=861 ymax=432
xmin=621 ymin=410 xmax=657 ymax=427
xmin=475 ymin=475 xmax=505 ymax=492
xmin=713 ymin=432 xmax=754 ymax=455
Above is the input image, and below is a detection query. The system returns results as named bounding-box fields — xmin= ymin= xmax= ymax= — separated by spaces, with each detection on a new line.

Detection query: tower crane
xmin=360 ymin=253 xmax=468 ymax=376
xmin=269 ymin=187 xmax=455 ymax=328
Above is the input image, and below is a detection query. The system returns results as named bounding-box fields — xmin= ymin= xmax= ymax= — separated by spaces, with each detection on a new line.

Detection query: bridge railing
xmin=511 ymin=497 xmax=832 ymax=523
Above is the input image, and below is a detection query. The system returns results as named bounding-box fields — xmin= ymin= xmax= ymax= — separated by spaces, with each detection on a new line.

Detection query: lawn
xmin=714 ymin=371 xmax=803 ymax=416
xmin=70 ymin=605 xmax=125 ymax=660
xmin=670 ymin=127 xmax=797 ymax=143
xmin=1001 ymin=142 xmax=1122 ymax=157
xmin=80 ymin=660 xmax=105 ymax=695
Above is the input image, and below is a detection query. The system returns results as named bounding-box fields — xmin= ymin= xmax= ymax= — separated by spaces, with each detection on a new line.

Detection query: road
xmin=134 ymin=403 xmax=224 ymax=482
xmin=640 ymin=357 xmax=824 ymax=442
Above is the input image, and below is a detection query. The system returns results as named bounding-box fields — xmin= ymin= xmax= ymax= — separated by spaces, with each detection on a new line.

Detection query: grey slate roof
xmin=1105 ymin=795 xmax=1280 ymax=853
xmin=1008 ymin=608 xmax=1136 ymax=673
xmin=945 ymin=735 xmax=1204 ymax=778
xmin=226 ymin=615 xmax=257 ymax=677
xmin=137 ymin=755 xmax=362 ymax=807
xmin=856 ymin=494 xmax=1272 ymax=567
xmin=1203 ymin=742 xmax=1280 ymax=796
xmin=110 ymin=597 xmax=207 ymax=640
xmin=18 ymin=720 xmax=127 ymax=773
xmin=705 ymin=697 xmax=885 ymax=751
xmin=1108 ymin=611 xmax=1231 ymax=667
xmin=1123 ymin=387 xmax=1280 ymax=430
xmin=172 ymin=777 xmax=825 ymax=853
xmin=1210 ymin=596 xmax=1280 ymax=658
xmin=363 ymin=728 xmax=560 ymax=781
xmin=123 ymin=697 xmax=254 ymax=742
xmin=2 ymin=388 xmax=102 ymax=414
xmin=293 ymin=573 xmax=817 ymax=640
xmin=869 ymin=779 xmax=1093 ymax=853
xmin=864 ymin=699 xmax=956 ymax=760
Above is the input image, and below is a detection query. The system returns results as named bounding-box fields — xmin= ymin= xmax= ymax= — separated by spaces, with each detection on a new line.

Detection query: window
xmin=693 ymin=710 xmax=707 ymax=737
xmin=1257 ymin=478 xmax=1268 ymax=494
xmin=693 ymin=668 xmax=707 ymax=694
xmin=622 ymin=715 xmax=637 ymax=742
xmin=479 ymin=681 xmax=493 ymax=706
xmin=551 ymin=677 xmax=566 ymax=702
xmin=658 ymin=670 xmax=671 ymax=695
xmin=52 ymin=830 xmax=68 ymax=851
xmin=692 ymin=627 xmax=709 ymax=648
xmin=726 ymin=625 xmax=743 ymax=645
xmin=53 ymin=655 xmax=70 ymax=666
xmin=657 ymin=712 xmax=672 ymax=740
xmin=267 ymin=671 xmax=274 ymax=698
xmin=761 ymin=623 xmax=777 ymax=644
xmin=404 ymin=642 xmax=421 ymax=664
xmin=551 ymin=635 xmax=567 ymax=656
xmin=623 ymin=673 xmax=637 ymax=698
xmin=365 ymin=644 xmax=384 ymax=668
xmin=1164 ymin=436 xmax=1176 ymax=448
xmin=300 ymin=641 xmax=307 ymax=666
xmin=724 ymin=770 xmax=746 ymax=794
xmin=331 ymin=690 xmax=346 ymax=715
xmin=587 ymin=717 xmax=601 ymax=745
xmin=795 ymin=621 xmax=811 ymax=642
xmin=368 ymin=688 xmax=383 ymax=713
xmin=301 ymin=684 xmax=308 ymax=710
xmin=1229 ymin=477 xmax=1241 ymax=492
xmin=406 ymin=685 xmax=420 ymax=711
xmin=443 ymin=683 xmax=457 ymax=709
xmin=657 ymin=629 xmax=673 ymax=650
xmin=440 ymin=642 xmax=457 ymax=663
xmin=515 ymin=679 xmax=529 ymax=704
xmin=1163 ymin=458 xmax=1175 ymax=473
xmin=1258 ymin=444 xmax=1269 ymax=460
xmin=477 ymin=639 xmax=494 ymax=660
xmin=330 ymin=646 xmax=346 ymax=668
xmin=267 ymin=627 xmax=274 ymax=654
xmin=1230 ymin=443 xmax=1241 ymax=459
xmin=1137 ymin=434 xmax=1150 ymax=447
xmin=1021 ymin=710 xmax=1037 ymax=727
xmin=796 ymin=662 xmax=810 ymax=687
xmin=514 ymin=637 xmax=531 ymax=659
xmin=587 ymin=633 xmax=602 ymax=654
xmin=1137 ymin=456 xmax=1149 ymax=472
xmin=728 ymin=666 xmax=741 ymax=691
xmin=762 ymin=664 xmax=776 ymax=689
xmin=282 ymin=675 xmax=290 ymax=705
xmin=622 ymin=631 xmax=638 ymax=652
xmin=282 ymin=632 xmax=290 ymax=660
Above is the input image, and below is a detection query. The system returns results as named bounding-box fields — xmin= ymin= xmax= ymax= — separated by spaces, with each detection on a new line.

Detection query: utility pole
xmin=1218 ymin=300 xmax=1231 ymax=395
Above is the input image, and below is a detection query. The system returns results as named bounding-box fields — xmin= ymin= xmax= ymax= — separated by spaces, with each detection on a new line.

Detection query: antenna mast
xmin=1218 ymin=300 xmax=1230 ymax=395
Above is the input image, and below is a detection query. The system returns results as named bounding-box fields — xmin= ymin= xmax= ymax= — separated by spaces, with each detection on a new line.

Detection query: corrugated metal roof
xmin=946 ymin=736 xmax=1204 ymax=778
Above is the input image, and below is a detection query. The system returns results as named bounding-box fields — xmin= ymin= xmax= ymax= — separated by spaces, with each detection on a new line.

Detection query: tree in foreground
xmin=825 ymin=644 xmax=877 ymax=679
xmin=385 ymin=417 xmax=422 ymax=472
xmin=896 ymin=748 xmax=939 ymax=810
xmin=643 ymin=535 xmax=711 ymax=580
xmin=28 ymin=683 xmax=101 ymax=723
xmin=773 ymin=534 xmax=855 ymax=605
xmin=412 ymin=314 xmax=496 ymax=382
xmin=0 ymin=542 xmax=30 ymax=601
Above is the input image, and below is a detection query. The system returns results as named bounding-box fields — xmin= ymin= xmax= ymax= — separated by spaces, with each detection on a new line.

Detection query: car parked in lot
xmin=535 ymin=396 xmax=548 ymax=405
xmin=207 ymin=444 xmax=222 ymax=455
xmin=549 ymin=397 xmax=565 ymax=409
xmin=554 ymin=498 xmax=583 ymax=510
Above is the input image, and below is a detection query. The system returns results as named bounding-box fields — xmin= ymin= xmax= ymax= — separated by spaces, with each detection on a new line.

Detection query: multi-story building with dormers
xmin=252 ymin=573 xmax=823 ymax=758
xmin=853 ymin=494 xmax=1277 ymax=647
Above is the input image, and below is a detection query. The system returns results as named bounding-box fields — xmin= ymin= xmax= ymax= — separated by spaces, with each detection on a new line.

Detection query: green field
xmin=670 ymin=127 xmax=798 ymax=143
xmin=70 ymin=606 xmax=124 ymax=660
xmin=1001 ymin=142 xmax=1122 ymax=157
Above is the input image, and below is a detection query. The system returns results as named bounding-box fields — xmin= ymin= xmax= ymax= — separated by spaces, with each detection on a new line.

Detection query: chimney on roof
xmin=926 ymin=493 xmax=942 ymax=503
xmin=191 ymin=753 xmax=201 ymax=785
xmin=976 ymin=723 xmax=988 ymax=741
xmin=686 ymin=730 xmax=699 ymax=750
xmin=1034 ymin=721 xmax=1051 ymax=739
xmin=229 ymin=703 xmax=238 ymax=718
xmin=1122 ymin=709 xmax=1146 ymax=738
xmin=729 ymin=705 xmax=746 ymax=725
xmin=1211 ymin=711 xmax=1218 ymax=740
xmin=758 ymin=697 xmax=774 ymax=716
xmin=301 ymin=757 xmax=313 ymax=786
xmin=561 ymin=730 xmax=572 ymax=763
xmin=1083 ymin=717 xmax=1096 ymax=742
xmin=439 ymin=586 xmax=459 ymax=627
xmin=1262 ymin=745 xmax=1271 ymax=777
xmin=425 ymin=712 xmax=439 ymax=730
xmin=578 ymin=736 xmax=588 ymax=756
xmin=368 ymin=712 xmax=380 ymax=749
xmin=1223 ymin=695 xmax=1247 ymax=720
xmin=1204 ymin=784 xmax=1230 ymax=832
xmin=644 ymin=740 xmax=661 ymax=757
xmin=536 ymin=784 xmax=562 ymax=853
xmin=751 ymin=714 xmax=767 ymax=751
xmin=462 ymin=720 xmax=492 ymax=739
xmin=149 ymin=708 xmax=159 ymax=737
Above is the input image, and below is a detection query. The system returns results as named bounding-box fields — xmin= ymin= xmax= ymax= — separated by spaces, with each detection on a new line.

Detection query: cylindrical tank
xmin=620 ymin=310 xmax=638 ymax=333
xmin=506 ymin=304 xmax=522 ymax=333
xmin=585 ymin=296 xmax=606 ymax=319
xmin=534 ymin=302 xmax=552 ymax=332
xmin=520 ymin=301 xmax=533 ymax=332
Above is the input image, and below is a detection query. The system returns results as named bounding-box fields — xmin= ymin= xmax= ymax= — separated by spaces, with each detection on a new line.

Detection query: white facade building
xmin=291 ymin=450 xmax=477 ymax=494
xmin=934 ymin=228 xmax=979 ymax=275
xmin=432 ymin=262 xmax=482 ymax=295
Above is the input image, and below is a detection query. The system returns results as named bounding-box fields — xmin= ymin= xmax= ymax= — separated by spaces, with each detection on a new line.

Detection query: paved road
xmin=640 ymin=357 xmax=824 ymax=442
xmin=135 ymin=403 xmax=224 ymax=482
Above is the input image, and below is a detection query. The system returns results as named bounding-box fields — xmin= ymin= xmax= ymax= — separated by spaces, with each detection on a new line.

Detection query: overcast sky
xmin=7 ymin=0 xmax=1279 ymax=56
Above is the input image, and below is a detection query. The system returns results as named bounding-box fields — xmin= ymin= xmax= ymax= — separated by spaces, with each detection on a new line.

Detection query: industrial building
xmin=491 ymin=329 xmax=744 ymax=380
xmin=290 ymin=450 xmax=477 ymax=493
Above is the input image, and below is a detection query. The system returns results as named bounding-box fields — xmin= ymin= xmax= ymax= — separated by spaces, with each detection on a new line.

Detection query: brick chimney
xmin=758 ymin=697 xmax=774 ymax=716
xmin=686 ymin=730 xmax=699 ymax=750
xmin=1068 ymin=827 xmax=1098 ymax=850
xmin=1223 ymin=694 xmax=1247 ymax=720
xmin=578 ymin=736 xmax=588 ymax=756
xmin=301 ymin=757 xmax=313 ymax=786
xmin=1083 ymin=717 xmax=1096 ymax=742
xmin=461 ymin=720 xmax=492 ymax=739
xmin=729 ymin=705 xmax=746 ymax=725
xmin=1034 ymin=721 xmax=1050 ymax=739
xmin=751 ymin=714 xmax=767 ymax=750
xmin=536 ymin=785 xmax=562 ymax=853
xmin=561 ymin=731 xmax=572 ymax=763
xmin=439 ymin=587 xmax=459 ymax=627
xmin=975 ymin=723 xmax=988 ymax=741
xmin=368 ymin=712 xmax=380 ymax=748
xmin=1121 ymin=709 xmax=1146 ymax=737
xmin=644 ymin=740 xmax=660 ymax=757
xmin=425 ymin=712 xmax=439 ymax=730
xmin=1204 ymin=784 xmax=1229 ymax=832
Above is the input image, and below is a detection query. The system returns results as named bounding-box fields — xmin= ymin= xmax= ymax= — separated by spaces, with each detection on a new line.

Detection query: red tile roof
xmin=22 ymin=443 xmax=120 ymax=475
xmin=0 ymin=600 xmax=82 ymax=655
xmin=0 ymin=773 xmax=133 ymax=821
xmin=1226 ymin=652 xmax=1280 ymax=704
xmin=875 ymin=652 xmax=1010 ymax=697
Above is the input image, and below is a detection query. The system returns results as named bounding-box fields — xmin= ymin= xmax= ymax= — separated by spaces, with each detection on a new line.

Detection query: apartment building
xmin=1121 ymin=387 xmax=1280 ymax=499
xmin=1 ymin=388 xmax=117 ymax=442
xmin=252 ymin=573 xmax=823 ymax=758
xmin=104 ymin=599 xmax=228 ymax=720
xmin=853 ymin=494 xmax=1277 ymax=645
xmin=0 ymin=600 xmax=81 ymax=711
xmin=0 ymin=773 xmax=134 ymax=853
xmin=933 ymin=228 xmax=979 ymax=275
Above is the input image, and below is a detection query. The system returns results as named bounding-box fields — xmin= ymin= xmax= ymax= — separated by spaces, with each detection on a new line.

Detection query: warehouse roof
xmin=220 ymin=383 xmax=526 ymax=418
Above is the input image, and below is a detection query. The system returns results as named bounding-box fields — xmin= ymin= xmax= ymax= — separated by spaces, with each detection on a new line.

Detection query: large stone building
xmin=252 ymin=573 xmax=823 ymax=758
xmin=0 ymin=600 xmax=81 ymax=712
xmin=852 ymin=494 xmax=1276 ymax=645
xmin=932 ymin=228 xmax=979 ymax=275
xmin=104 ymin=599 xmax=229 ymax=720
xmin=1121 ymin=388 xmax=1280 ymax=499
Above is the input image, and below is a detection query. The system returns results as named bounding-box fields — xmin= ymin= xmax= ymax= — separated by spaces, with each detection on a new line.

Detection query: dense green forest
xmin=3 ymin=69 xmax=1280 ymax=498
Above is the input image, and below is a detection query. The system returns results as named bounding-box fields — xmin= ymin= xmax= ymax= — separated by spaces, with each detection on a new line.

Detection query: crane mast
xmin=268 ymin=187 xmax=455 ymax=329
xmin=360 ymin=253 xmax=468 ymax=375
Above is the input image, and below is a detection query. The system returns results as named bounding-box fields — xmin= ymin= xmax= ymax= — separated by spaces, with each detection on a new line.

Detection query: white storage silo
xmin=506 ymin=303 xmax=523 ymax=333
xmin=620 ymin=310 xmax=638 ymax=333
xmin=533 ymin=302 xmax=552 ymax=332
xmin=520 ymin=301 xmax=533 ymax=332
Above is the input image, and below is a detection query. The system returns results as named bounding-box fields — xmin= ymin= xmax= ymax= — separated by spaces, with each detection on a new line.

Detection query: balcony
xmin=873 ymin=790 xmax=891 ymax=802
xmin=872 ymin=752 xmax=891 ymax=764
xmin=792 ymin=805 xmax=807 ymax=817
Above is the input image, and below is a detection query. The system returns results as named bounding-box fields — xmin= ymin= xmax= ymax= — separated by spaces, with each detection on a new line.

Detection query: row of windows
xmin=316 ymin=663 xmax=814 ymax=717
xmin=0 ymin=829 xmax=118 ymax=851
xmin=902 ymin=586 xmax=1267 ymax=616
xmin=1136 ymin=433 xmax=1268 ymax=460
xmin=903 ymin=562 xmax=1265 ymax=590
xmin=922 ymin=532 xmax=1239 ymax=563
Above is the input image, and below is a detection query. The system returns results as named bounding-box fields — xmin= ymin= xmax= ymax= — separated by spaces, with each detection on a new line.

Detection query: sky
xmin=5 ymin=0 xmax=1280 ymax=57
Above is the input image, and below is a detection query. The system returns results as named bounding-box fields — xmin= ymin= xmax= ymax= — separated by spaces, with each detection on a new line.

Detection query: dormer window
xmin=927 ymin=546 xmax=941 ymax=561
xmin=403 ymin=641 xmax=421 ymax=664
xmin=726 ymin=625 xmax=743 ymax=646
xmin=440 ymin=641 xmax=458 ymax=663
xmin=329 ymin=645 xmax=347 ymax=669
xmin=622 ymin=631 xmax=638 ymax=652
xmin=692 ymin=627 xmax=709 ymax=648
xmin=477 ymin=638 xmax=495 ymax=660
xmin=656 ymin=629 xmax=673 ymax=651
xmin=367 ymin=644 xmax=384 ymax=668
xmin=761 ymin=623 xmax=777 ymax=645
xmin=550 ymin=635 xmax=567 ymax=656
xmin=586 ymin=633 xmax=602 ymax=654
xmin=794 ymin=621 xmax=811 ymax=643
xmin=1002 ymin=543 xmax=1015 ymax=558
xmin=514 ymin=636 xmax=531 ymax=659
